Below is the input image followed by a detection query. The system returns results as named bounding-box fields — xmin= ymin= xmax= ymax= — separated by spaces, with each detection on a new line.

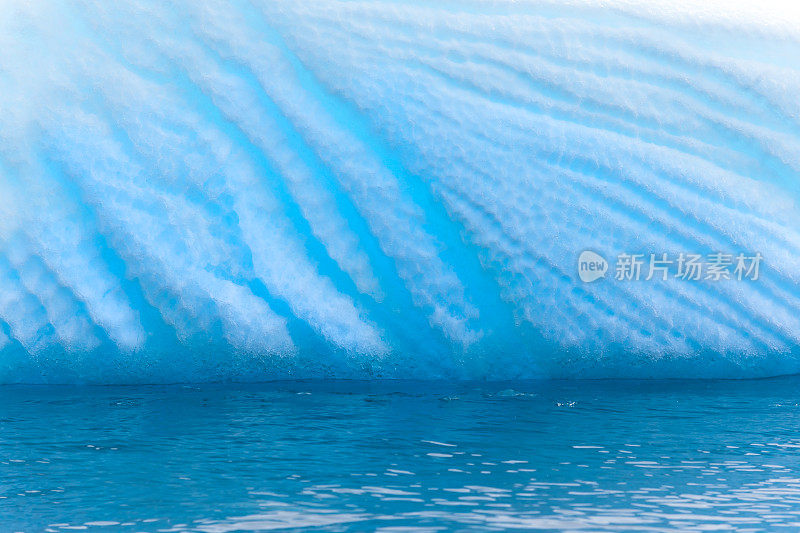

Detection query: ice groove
xmin=298 ymin=6 xmax=788 ymax=178
xmin=341 ymin=59 xmax=800 ymax=344
xmin=376 ymin=85 xmax=800 ymax=351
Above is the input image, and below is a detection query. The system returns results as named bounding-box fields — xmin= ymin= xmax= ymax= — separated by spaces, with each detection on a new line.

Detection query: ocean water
xmin=4 ymin=378 xmax=800 ymax=532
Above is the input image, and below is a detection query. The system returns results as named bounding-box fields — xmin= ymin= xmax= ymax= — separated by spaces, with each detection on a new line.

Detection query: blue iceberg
xmin=1 ymin=0 xmax=799 ymax=382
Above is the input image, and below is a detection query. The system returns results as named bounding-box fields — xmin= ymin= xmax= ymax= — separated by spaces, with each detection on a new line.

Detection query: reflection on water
xmin=2 ymin=378 xmax=800 ymax=531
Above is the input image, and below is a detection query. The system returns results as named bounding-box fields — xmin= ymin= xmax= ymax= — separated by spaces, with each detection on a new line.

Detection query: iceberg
xmin=0 ymin=0 xmax=799 ymax=382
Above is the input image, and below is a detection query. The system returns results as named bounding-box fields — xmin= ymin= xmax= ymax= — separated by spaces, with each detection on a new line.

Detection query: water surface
xmin=3 ymin=378 xmax=800 ymax=531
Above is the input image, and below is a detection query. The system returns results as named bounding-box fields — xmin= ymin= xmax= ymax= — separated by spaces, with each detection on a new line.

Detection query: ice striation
xmin=1 ymin=0 xmax=800 ymax=382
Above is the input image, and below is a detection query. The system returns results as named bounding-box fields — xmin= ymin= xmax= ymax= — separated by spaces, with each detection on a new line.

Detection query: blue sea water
xmin=4 ymin=378 xmax=800 ymax=532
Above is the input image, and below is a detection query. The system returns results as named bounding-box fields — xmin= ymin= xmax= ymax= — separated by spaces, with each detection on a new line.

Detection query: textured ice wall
xmin=1 ymin=0 xmax=799 ymax=382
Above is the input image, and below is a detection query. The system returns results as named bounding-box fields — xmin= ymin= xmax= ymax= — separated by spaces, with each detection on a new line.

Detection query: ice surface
xmin=0 ymin=0 xmax=799 ymax=382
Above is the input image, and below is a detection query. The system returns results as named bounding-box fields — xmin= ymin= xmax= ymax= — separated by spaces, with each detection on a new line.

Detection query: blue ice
xmin=0 ymin=0 xmax=799 ymax=382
